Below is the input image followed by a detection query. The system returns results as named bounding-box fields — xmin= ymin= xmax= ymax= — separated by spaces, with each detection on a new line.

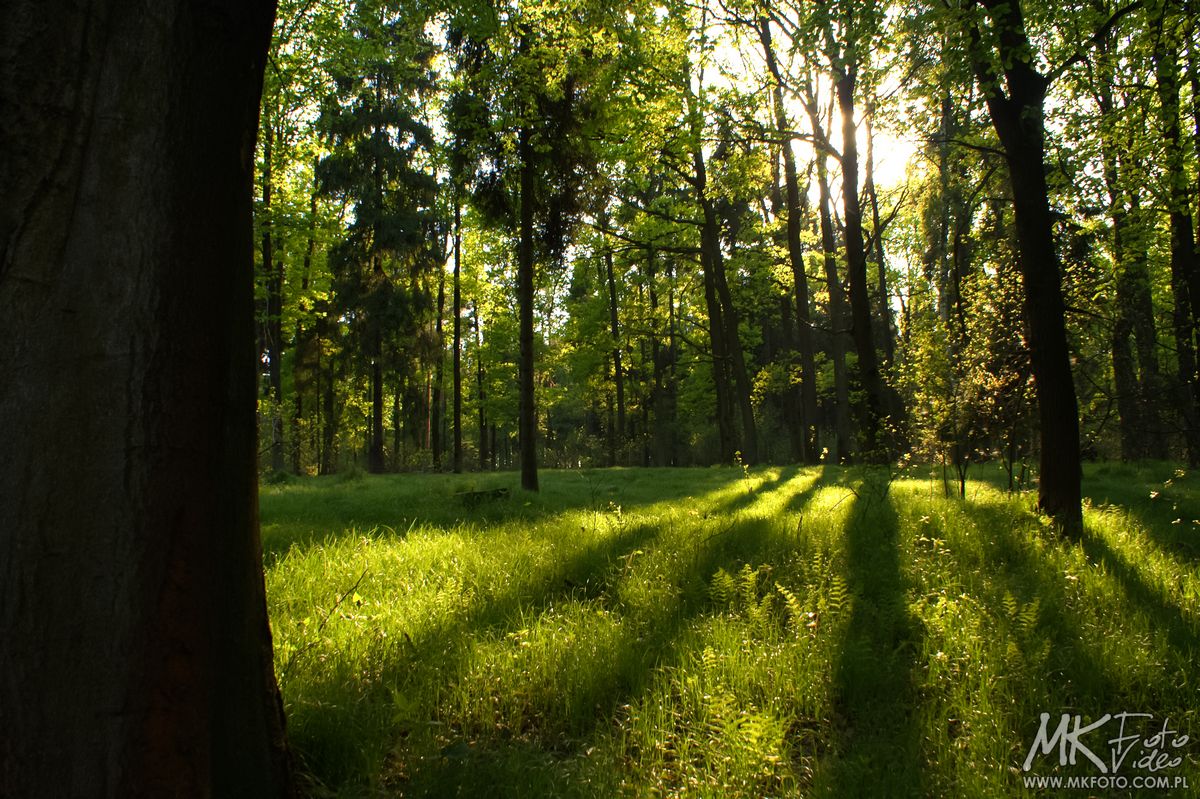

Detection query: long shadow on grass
xmin=959 ymin=501 xmax=1120 ymax=703
xmin=815 ymin=469 xmax=925 ymax=798
xmin=947 ymin=500 xmax=1181 ymax=786
xmin=388 ymin=512 xmax=798 ymax=798
xmin=783 ymin=465 xmax=840 ymax=516
xmin=710 ymin=465 xmax=803 ymax=516
xmin=1077 ymin=528 xmax=1199 ymax=655
xmin=1083 ymin=474 xmax=1200 ymax=568
xmin=287 ymin=479 xmax=815 ymax=796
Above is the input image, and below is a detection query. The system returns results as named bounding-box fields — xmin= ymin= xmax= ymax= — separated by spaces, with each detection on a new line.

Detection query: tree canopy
xmin=254 ymin=0 xmax=1200 ymax=531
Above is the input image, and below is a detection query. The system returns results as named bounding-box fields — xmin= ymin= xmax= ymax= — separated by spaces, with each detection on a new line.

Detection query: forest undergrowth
xmin=262 ymin=463 xmax=1200 ymax=797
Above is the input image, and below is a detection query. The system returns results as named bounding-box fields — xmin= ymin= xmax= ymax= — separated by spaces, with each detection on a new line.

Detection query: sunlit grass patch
xmin=263 ymin=464 xmax=1200 ymax=797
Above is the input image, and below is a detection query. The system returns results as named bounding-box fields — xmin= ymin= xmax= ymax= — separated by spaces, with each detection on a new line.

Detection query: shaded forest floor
xmin=261 ymin=463 xmax=1200 ymax=797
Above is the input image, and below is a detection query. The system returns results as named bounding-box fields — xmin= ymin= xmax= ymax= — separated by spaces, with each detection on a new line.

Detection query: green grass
xmin=262 ymin=464 xmax=1200 ymax=797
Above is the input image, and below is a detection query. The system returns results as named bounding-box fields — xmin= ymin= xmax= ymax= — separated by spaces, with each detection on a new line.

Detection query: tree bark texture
xmin=971 ymin=0 xmax=1083 ymax=532
xmin=836 ymin=68 xmax=889 ymax=461
xmin=0 ymin=2 xmax=292 ymax=796
xmin=816 ymin=154 xmax=854 ymax=462
xmin=518 ymin=124 xmax=539 ymax=491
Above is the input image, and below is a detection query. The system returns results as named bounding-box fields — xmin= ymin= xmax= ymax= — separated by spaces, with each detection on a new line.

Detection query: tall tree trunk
xmin=1095 ymin=49 xmax=1166 ymax=459
xmin=1155 ymin=15 xmax=1200 ymax=464
xmin=759 ymin=17 xmax=818 ymax=462
xmin=970 ymin=0 xmax=1083 ymax=532
xmin=292 ymin=170 xmax=319 ymax=473
xmin=864 ymin=109 xmax=897 ymax=368
xmin=698 ymin=197 xmax=738 ymax=463
xmin=517 ymin=123 xmax=539 ymax=491
xmin=0 ymin=2 xmax=293 ymax=795
xmin=432 ymin=244 xmax=446 ymax=470
xmin=817 ymin=151 xmax=853 ymax=462
xmin=453 ymin=200 xmax=464 ymax=473
xmin=602 ymin=216 xmax=627 ymax=458
xmin=262 ymin=124 xmax=286 ymax=473
xmin=836 ymin=67 xmax=889 ymax=461
xmin=709 ymin=205 xmax=760 ymax=463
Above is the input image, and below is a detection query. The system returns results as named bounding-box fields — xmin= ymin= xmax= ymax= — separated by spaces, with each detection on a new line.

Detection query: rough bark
xmin=0 ymin=1 xmax=292 ymax=796
xmin=517 ymin=123 xmax=539 ymax=491
xmin=970 ymin=0 xmax=1084 ymax=532
xmin=816 ymin=153 xmax=854 ymax=462
xmin=836 ymin=67 xmax=889 ymax=461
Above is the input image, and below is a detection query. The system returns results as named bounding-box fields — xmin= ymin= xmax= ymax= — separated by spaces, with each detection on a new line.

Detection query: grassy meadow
xmin=261 ymin=463 xmax=1200 ymax=797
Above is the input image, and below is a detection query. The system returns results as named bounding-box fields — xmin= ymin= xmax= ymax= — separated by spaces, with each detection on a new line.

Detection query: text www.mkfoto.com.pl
xmin=1022 ymin=775 xmax=1189 ymax=790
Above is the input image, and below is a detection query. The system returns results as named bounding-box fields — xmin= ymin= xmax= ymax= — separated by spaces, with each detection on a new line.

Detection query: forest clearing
xmin=264 ymin=464 xmax=1200 ymax=796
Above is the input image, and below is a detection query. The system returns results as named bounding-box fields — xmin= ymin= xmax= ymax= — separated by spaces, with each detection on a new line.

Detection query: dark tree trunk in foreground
xmin=969 ymin=0 xmax=1083 ymax=533
xmin=0 ymin=1 xmax=292 ymax=796
xmin=518 ymin=124 xmax=539 ymax=491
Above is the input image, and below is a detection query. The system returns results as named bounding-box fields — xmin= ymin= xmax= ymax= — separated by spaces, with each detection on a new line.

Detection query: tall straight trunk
xmin=932 ymin=92 xmax=955 ymax=323
xmin=602 ymin=217 xmax=626 ymax=455
xmin=517 ymin=123 xmax=539 ymax=491
xmin=453 ymin=200 xmax=464 ymax=473
xmin=836 ymin=67 xmax=888 ymax=461
xmin=368 ymin=114 xmax=386 ymax=473
xmin=698 ymin=202 xmax=738 ymax=463
xmin=759 ymin=16 xmax=818 ymax=462
xmin=971 ymin=0 xmax=1083 ymax=532
xmin=816 ymin=154 xmax=853 ymax=461
xmin=1155 ymin=17 xmax=1200 ymax=464
xmin=0 ymin=2 xmax=292 ymax=795
xmin=292 ymin=171 xmax=319 ymax=473
xmin=709 ymin=205 xmax=760 ymax=463
xmin=865 ymin=110 xmax=896 ymax=368
xmin=432 ymin=248 xmax=446 ymax=470
xmin=262 ymin=125 xmax=286 ymax=472
xmin=1095 ymin=50 xmax=1165 ymax=459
